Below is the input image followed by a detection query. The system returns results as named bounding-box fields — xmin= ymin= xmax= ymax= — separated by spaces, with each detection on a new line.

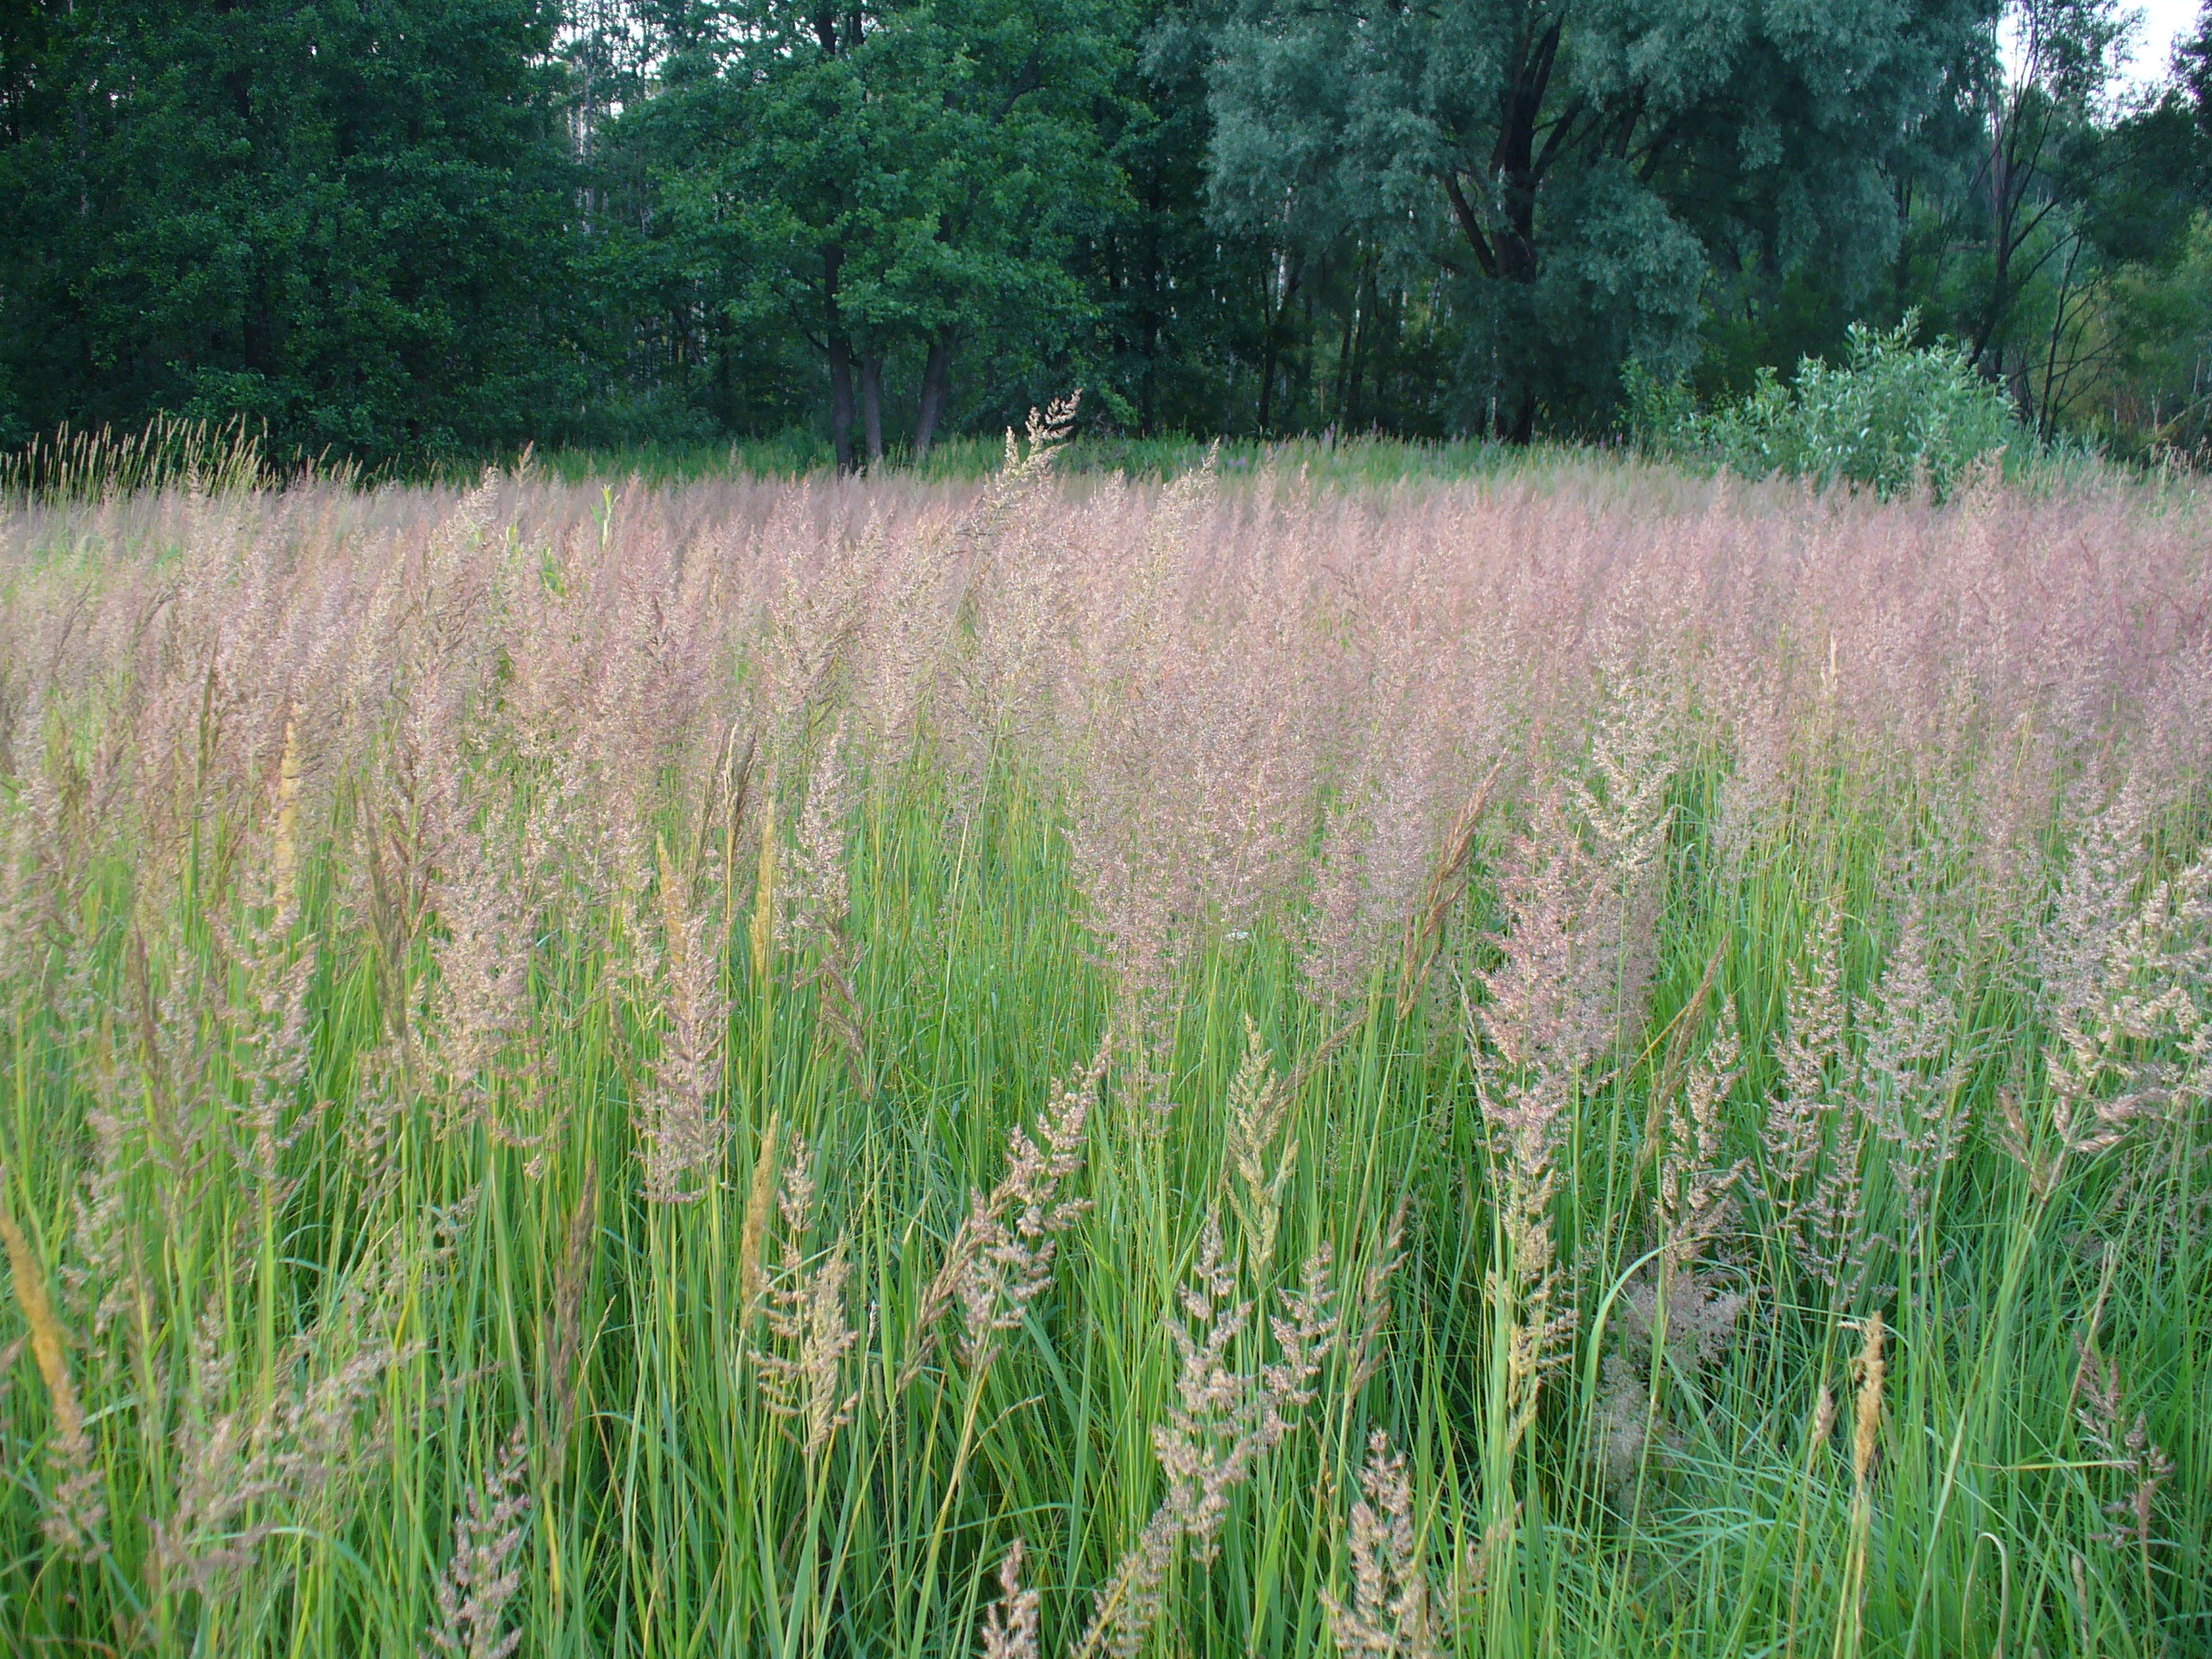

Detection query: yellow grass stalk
xmin=750 ymin=792 xmax=778 ymax=991
xmin=1811 ymin=1383 xmax=1839 ymax=1460
xmin=0 ymin=1184 xmax=83 ymax=1445
xmin=273 ymin=716 xmax=301 ymax=920
xmin=0 ymin=1170 xmax=105 ymax=1558
xmin=1852 ymin=1313 xmax=1886 ymax=1491
xmin=738 ymin=1114 xmax=780 ymax=1321
xmin=1835 ymin=1313 xmax=1887 ymax=1659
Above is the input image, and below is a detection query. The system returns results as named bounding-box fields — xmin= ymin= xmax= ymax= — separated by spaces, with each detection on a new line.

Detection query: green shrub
xmin=1628 ymin=314 xmax=2029 ymax=497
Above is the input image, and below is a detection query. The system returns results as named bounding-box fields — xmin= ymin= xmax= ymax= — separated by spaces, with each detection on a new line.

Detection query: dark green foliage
xmin=0 ymin=0 xmax=586 ymax=468
xmin=0 ymin=0 xmax=2207 ymax=467
xmin=2076 ymin=96 xmax=2201 ymax=268
xmin=1080 ymin=6 xmax=1293 ymax=436
xmin=579 ymin=0 xmax=1128 ymax=466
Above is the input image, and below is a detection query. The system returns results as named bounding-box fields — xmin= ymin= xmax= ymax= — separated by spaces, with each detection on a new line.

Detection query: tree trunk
xmin=861 ymin=353 xmax=884 ymax=467
xmin=828 ymin=335 xmax=857 ymax=472
xmin=1334 ymin=258 xmax=1370 ymax=426
xmin=1892 ymin=180 xmax=1913 ymax=322
xmin=1431 ymin=19 xmax=1563 ymax=444
xmin=824 ymin=248 xmax=856 ymax=472
xmin=1257 ymin=256 xmax=1302 ymax=435
xmin=1975 ymin=106 xmax=2026 ymax=372
xmin=914 ymin=335 xmax=951 ymax=458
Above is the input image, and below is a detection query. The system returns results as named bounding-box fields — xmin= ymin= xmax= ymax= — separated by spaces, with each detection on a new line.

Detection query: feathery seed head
xmin=425 ymin=1427 xmax=532 ymax=1659
xmin=1322 ymin=1431 xmax=1449 ymax=1659
xmin=975 ymin=1539 xmax=1042 ymax=1659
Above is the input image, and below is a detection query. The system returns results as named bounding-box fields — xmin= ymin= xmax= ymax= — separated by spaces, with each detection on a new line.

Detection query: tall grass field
xmin=1 ymin=420 xmax=2207 ymax=1658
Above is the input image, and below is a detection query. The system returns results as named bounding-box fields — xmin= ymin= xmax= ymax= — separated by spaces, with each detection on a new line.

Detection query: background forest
xmin=3 ymin=0 xmax=2212 ymax=469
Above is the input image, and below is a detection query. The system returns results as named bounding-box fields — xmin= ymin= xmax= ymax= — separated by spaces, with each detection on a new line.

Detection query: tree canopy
xmin=2 ymin=0 xmax=2208 ymax=466
xmin=1206 ymin=0 xmax=1993 ymax=436
xmin=0 ymin=0 xmax=583 ymax=461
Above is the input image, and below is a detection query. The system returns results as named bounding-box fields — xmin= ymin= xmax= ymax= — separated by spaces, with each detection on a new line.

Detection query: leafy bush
xmin=1628 ymin=315 xmax=2029 ymax=497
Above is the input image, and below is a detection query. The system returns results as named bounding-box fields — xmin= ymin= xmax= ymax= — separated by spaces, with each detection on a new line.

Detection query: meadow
xmin=0 ymin=420 xmax=2207 ymax=1658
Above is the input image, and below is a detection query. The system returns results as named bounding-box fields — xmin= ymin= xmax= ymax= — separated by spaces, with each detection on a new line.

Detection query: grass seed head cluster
xmin=0 ymin=436 xmax=2206 ymax=1657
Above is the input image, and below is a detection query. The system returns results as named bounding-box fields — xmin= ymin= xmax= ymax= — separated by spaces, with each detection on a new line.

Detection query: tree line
xmin=3 ymin=0 xmax=2208 ymax=469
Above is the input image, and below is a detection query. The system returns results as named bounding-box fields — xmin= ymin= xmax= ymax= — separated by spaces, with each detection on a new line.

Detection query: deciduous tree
xmin=1204 ymin=0 xmax=1994 ymax=437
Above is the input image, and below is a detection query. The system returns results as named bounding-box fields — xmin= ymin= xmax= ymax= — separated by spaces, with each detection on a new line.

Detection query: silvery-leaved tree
xmin=1201 ymin=0 xmax=1995 ymax=438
